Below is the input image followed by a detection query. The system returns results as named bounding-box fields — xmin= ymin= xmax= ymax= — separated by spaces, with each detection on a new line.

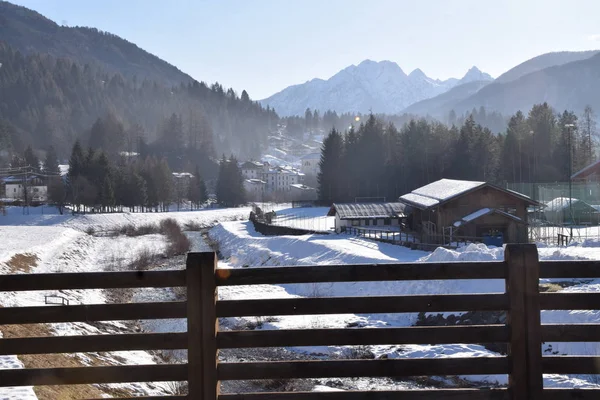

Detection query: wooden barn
xmin=328 ymin=202 xmax=406 ymax=233
xmin=398 ymin=179 xmax=542 ymax=244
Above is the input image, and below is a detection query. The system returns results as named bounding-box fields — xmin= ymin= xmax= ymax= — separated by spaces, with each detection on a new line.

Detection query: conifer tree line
xmin=215 ymin=155 xmax=246 ymax=207
xmin=0 ymin=43 xmax=277 ymax=164
xmin=318 ymin=103 xmax=599 ymax=204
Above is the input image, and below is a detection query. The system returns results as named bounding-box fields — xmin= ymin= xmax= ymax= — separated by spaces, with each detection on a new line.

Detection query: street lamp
xmin=565 ymin=123 xmax=576 ymax=238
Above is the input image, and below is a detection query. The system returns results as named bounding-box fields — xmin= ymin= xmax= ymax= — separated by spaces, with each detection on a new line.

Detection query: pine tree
xmin=23 ymin=145 xmax=40 ymax=172
xmin=67 ymin=140 xmax=85 ymax=211
xmin=318 ymin=128 xmax=344 ymax=203
xmin=44 ymin=145 xmax=60 ymax=175
xmin=188 ymin=165 xmax=208 ymax=209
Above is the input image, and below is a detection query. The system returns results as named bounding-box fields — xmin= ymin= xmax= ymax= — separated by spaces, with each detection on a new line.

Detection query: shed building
xmin=398 ymin=179 xmax=542 ymax=244
xmin=544 ymin=197 xmax=599 ymax=225
xmin=327 ymin=202 xmax=406 ymax=233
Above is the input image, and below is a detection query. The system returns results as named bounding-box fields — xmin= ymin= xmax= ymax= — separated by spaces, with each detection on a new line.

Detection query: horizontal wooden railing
xmin=2 ymin=247 xmax=600 ymax=399
xmin=0 ymin=252 xmax=215 ymax=400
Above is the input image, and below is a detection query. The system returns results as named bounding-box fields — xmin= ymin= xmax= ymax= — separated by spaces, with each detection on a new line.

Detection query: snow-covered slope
xmin=260 ymin=60 xmax=492 ymax=116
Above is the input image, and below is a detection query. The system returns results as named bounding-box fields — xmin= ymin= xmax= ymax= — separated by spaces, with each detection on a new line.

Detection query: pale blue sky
xmin=12 ymin=0 xmax=600 ymax=99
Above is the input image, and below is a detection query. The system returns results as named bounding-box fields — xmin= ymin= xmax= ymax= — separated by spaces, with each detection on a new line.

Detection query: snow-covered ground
xmin=0 ymin=205 xmax=261 ymax=398
xmin=3 ymin=203 xmax=600 ymax=397
xmin=210 ymin=219 xmax=600 ymax=389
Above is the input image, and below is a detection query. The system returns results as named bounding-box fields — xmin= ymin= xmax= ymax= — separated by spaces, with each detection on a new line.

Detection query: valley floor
xmin=1 ymin=205 xmax=600 ymax=397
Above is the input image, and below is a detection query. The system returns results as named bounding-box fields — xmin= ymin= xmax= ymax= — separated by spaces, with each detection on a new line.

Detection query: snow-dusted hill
xmin=260 ymin=60 xmax=492 ymax=116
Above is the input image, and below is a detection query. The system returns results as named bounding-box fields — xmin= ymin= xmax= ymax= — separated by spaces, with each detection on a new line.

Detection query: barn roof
xmin=399 ymin=179 xmax=542 ymax=210
xmin=328 ymin=202 xmax=406 ymax=219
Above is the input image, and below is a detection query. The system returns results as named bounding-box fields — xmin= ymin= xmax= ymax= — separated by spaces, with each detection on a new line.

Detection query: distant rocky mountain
xmin=0 ymin=1 xmax=192 ymax=86
xmin=494 ymin=50 xmax=599 ymax=84
xmin=260 ymin=60 xmax=492 ymax=116
xmin=403 ymin=80 xmax=491 ymax=117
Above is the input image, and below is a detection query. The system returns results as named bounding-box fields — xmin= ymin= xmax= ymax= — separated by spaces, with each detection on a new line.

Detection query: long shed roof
xmin=328 ymin=202 xmax=406 ymax=219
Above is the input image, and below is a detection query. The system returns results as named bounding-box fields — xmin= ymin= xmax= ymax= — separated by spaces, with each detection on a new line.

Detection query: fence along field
xmin=0 ymin=246 xmax=599 ymax=399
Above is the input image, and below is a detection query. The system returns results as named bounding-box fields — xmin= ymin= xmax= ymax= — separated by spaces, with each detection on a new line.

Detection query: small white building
xmin=327 ymin=202 xmax=406 ymax=233
xmin=300 ymin=153 xmax=320 ymax=177
xmin=263 ymin=166 xmax=304 ymax=192
xmin=244 ymin=179 xmax=266 ymax=201
xmin=2 ymin=174 xmax=48 ymax=202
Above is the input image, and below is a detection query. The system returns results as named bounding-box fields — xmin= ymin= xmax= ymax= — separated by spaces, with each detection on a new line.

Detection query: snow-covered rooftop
xmin=330 ymin=202 xmax=406 ymax=219
xmin=545 ymin=197 xmax=591 ymax=212
xmin=412 ymin=179 xmax=485 ymax=202
xmin=245 ymin=179 xmax=266 ymax=184
xmin=172 ymin=172 xmax=194 ymax=179
xmin=290 ymin=183 xmax=315 ymax=190
xmin=398 ymin=193 xmax=440 ymax=208
xmin=453 ymin=208 xmax=523 ymax=227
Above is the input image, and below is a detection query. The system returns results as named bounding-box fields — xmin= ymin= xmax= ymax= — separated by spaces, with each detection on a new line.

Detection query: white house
xmin=300 ymin=153 xmax=320 ymax=177
xmin=327 ymin=202 xmax=406 ymax=233
xmin=244 ymin=179 xmax=266 ymax=201
xmin=262 ymin=166 xmax=304 ymax=192
xmin=241 ymin=161 xmax=267 ymax=180
xmin=2 ymin=174 xmax=48 ymax=202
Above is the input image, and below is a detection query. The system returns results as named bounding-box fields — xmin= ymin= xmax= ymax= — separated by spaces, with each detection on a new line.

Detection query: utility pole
xmin=565 ymin=124 xmax=576 ymax=239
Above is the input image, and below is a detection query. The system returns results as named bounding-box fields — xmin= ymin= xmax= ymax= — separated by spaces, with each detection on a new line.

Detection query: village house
xmin=244 ymin=178 xmax=266 ymax=202
xmin=571 ymin=159 xmax=600 ymax=183
xmin=398 ymin=179 xmax=542 ymax=244
xmin=327 ymin=202 xmax=406 ymax=233
xmin=241 ymin=161 xmax=267 ymax=180
xmin=1 ymin=173 xmax=48 ymax=202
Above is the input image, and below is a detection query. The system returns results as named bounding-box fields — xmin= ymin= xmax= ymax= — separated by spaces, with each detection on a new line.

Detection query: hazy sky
xmin=11 ymin=0 xmax=600 ymax=99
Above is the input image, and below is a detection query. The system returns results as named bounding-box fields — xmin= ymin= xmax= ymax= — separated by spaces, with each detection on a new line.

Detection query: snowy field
xmin=3 ymin=204 xmax=600 ymax=396
xmin=210 ymin=219 xmax=600 ymax=390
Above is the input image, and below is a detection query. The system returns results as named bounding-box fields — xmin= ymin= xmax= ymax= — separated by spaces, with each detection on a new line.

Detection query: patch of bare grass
xmin=5 ymin=253 xmax=39 ymax=273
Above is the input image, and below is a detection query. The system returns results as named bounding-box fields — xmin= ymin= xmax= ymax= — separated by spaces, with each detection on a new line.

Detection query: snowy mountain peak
xmin=460 ymin=66 xmax=494 ymax=83
xmin=409 ymin=68 xmax=427 ymax=79
xmin=260 ymin=62 xmax=494 ymax=116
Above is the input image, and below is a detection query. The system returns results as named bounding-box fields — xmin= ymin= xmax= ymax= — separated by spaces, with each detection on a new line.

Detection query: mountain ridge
xmin=260 ymin=60 xmax=492 ymax=116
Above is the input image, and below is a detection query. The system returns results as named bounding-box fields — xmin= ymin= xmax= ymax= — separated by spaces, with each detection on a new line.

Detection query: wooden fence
xmin=1 ymin=246 xmax=600 ymax=399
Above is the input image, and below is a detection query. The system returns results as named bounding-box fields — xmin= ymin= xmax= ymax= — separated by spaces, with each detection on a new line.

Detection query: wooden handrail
xmin=2 ymin=246 xmax=600 ymax=399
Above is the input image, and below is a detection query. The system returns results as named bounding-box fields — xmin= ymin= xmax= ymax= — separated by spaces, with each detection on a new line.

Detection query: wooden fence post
xmin=505 ymin=244 xmax=542 ymax=400
xmin=187 ymin=252 xmax=219 ymax=400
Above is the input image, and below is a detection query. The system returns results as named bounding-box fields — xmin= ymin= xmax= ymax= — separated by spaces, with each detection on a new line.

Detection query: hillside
xmin=0 ymin=1 xmax=192 ymax=86
xmin=260 ymin=60 xmax=492 ymax=116
xmin=402 ymin=80 xmax=490 ymax=117
xmin=494 ymin=50 xmax=599 ymax=84
xmin=454 ymin=52 xmax=600 ymax=115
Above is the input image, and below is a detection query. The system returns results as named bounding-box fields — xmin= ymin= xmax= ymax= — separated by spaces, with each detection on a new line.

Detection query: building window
xmin=364 ymin=219 xmax=370 ymax=226
xmin=13 ymin=188 xmax=16 ymax=193
xmin=373 ymin=219 xmax=378 ymax=225
xmin=34 ymin=188 xmax=39 ymax=192
xmin=351 ymin=220 xmax=360 ymax=226
xmin=384 ymin=218 xmax=391 ymax=225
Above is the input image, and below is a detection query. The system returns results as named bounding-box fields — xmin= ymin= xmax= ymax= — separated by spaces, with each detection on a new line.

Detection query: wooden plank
xmin=543 ymin=389 xmax=600 ymax=400
xmin=0 ymin=364 xmax=187 ymax=386
xmin=540 ymin=293 xmax=600 ymax=310
xmin=543 ymin=356 xmax=600 ymax=374
xmin=215 ymin=262 xmax=506 ymax=286
xmin=87 ymin=397 xmax=187 ymax=400
xmin=0 ymin=301 xmax=186 ymax=324
xmin=217 ymin=325 xmax=510 ymax=349
xmin=219 ymin=389 xmax=510 ymax=400
xmin=0 ymin=332 xmax=187 ymax=355
xmin=542 ymin=324 xmax=600 ymax=342
xmin=216 ymin=294 xmax=509 ymax=318
xmin=187 ymin=252 xmax=203 ymax=400
xmin=504 ymin=244 xmax=528 ymax=400
xmin=201 ymin=252 xmax=219 ymax=400
xmin=521 ymin=244 xmax=542 ymax=400
xmin=217 ymin=358 xmax=509 ymax=380
xmin=0 ymin=270 xmax=186 ymax=291
xmin=540 ymin=261 xmax=600 ymax=279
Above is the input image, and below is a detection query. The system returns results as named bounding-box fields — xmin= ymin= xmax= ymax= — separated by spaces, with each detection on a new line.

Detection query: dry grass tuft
xmin=5 ymin=253 xmax=39 ymax=273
